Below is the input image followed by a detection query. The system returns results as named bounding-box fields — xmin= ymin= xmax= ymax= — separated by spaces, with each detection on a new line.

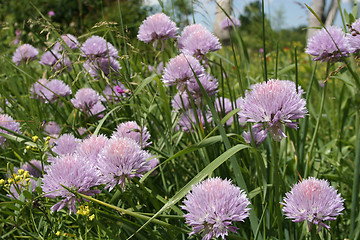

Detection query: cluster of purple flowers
xmin=12 ymin=44 xmax=39 ymax=65
xmin=182 ymin=177 xmax=250 ymax=240
xmin=0 ymin=114 xmax=21 ymax=147
xmin=81 ymin=35 xmax=121 ymax=79
xmin=137 ymin=13 xmax=178 ymax=50
xmin=220 ymin=16 xmax=241 ymax=30
xmin=282 ymin=177 xmax=344 ymax=233
xmin=306 ymin=20 xmax=360 ymax=62
xmin=30 ymin=78 xmax=71 ymax=103
xmin=238 ymin=79 xmax=307 ymax=144
xmin=41 ymin=121 xmax=158 ymax=213
xmin=182 ymin=176 xmax=344 ymax=239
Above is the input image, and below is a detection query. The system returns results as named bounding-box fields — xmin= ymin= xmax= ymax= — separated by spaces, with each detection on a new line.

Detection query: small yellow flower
xmin=89 ymin=214 xmax=95 ymax=221
xmin=55 ymin=231 xmax=61 ymax=236
xmin=23 ymin=171 xmax=30 ymax=178
xmin=45 ymin=136 xmax=51 ymax=141
xmin=0 ymin=179 xmax=5 ymax=186
xmin=14 ymin=175 xmax=21 ymax=182
xmin=25 ymin=145 xmax=31 ymax=150
xmin=32 ymin=136 xmax=39 ymax=142
xmin=7 ymin=178 xmax=14 ymax=184
xmin=18 ymin=169 xmax=24 ymax=175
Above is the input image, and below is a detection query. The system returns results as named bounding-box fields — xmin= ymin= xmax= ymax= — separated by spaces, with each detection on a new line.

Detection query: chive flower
xmin=182 ymin=177 xmax=250 ymax=240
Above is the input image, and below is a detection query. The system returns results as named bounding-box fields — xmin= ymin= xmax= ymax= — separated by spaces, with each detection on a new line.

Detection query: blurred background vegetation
xmin=0 ymin=0 xmax=307 ymax=52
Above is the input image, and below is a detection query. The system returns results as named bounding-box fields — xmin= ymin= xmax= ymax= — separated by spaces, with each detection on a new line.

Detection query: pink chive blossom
xmin=238 ymin=79 xmax=307 ymax=142
xmin=41 ymin=154 xmax=101 ymax=214
xmin=220 ymin=16 xmax=241 ymax=30
xmin=243 ymin=124 xmax=268 ymax=146
xmin=83 ymin=57 xmax=121 ymax=78
xmin=177 ymin=24 xmax=208 ymax=49
xmin=112 ymin=121 xmax=151 ymax=148
xmin=162 ymin=54 xmax=205 ymax=92
xmin=71 ymin=88 xmax=101 ymax=111
xmin=305 ymin=26 xmax=351 ymax=62
xmin=172 ymin=92 xmax=191 ymax=110
xmin=0 ymin=114 xmax=21 ymax=147
xmin=81 ymin=35 xmax=118 ymax=59
xmin=282 ymin=177 xmax=344 ymax=233
xmin=187 ymin=74 xmax=219 ymax=104
xmin=52 ymin=133 xmax=81 ymax=156
xmin=178 ymin=24 xmax=221 ymax=60
xmin=53 ymin=34 xmax=79 ymax=51
xmin=12 ymin=44 xmax=39 ymax=65
xmin=30 ymin=79 xmax=71 ymax=103
xmin=346 ymin=18 xmax=360 ymax=53
xmin=137 ymin=13 xmax=178 ymax=49
xmin=97 ymin=137 xmax=154 ymax=191
xmin=77 ymin=134 xmax=109 ymax=163
xmin=39 ymin=50 xmax=72 ymax=71
xmin=182 ymin=177 xmax=250 ymax=240
xmin=89 ymin=101 xmax=106 ymax=119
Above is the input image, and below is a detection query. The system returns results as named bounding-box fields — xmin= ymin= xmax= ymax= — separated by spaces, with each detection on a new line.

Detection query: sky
xmin=144 ymin=0 xmax=359 ymax=30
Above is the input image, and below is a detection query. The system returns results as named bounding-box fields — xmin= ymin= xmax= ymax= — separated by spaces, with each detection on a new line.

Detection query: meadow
xmin=0 ymin=1 xmax=359 ymax=239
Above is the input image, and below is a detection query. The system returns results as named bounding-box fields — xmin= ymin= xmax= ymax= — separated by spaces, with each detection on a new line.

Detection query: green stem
xmin=305 ymin=63 xmax=330 ymax=178
xmin=271 ymin=140 xmax=284 ymax=240
xmin=350 ymin=110 xmax=360 ymax=235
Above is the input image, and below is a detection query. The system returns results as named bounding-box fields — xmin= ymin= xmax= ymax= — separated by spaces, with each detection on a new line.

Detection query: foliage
xmin=0 ymin=0 xmax=359 ymax=239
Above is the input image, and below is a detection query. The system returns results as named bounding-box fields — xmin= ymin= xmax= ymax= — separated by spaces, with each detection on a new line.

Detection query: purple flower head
xmin=214 ymin=97 xmax=234 ymax=126
xmin=346 ymin=18 xmax=360 ymax=53
xmin=44 ymin=121 xmax=61 ymax=136
xmin=77 ymin=134 xmax=108 ymax=163
xmin=103 ymin=84 xmax=128 ymax=103
xmin=243 ymin=124 xmax=267 ymax=146
xmin=54 ymin=34 xmax=79 ymax=51
xmin=81 ymin=36 xmax=118 ymax=59
xmin=71 ymin=88 xmax=101 ymax=111
xmin=182 ymin=177 xmax=250 ymax=240
xmin=97 ymin=137 xmax=153 ymax=191
xmin=178 ymin=25 xmax=221 ymax=59
xmin=46 ymin=79 xmax=72 ymax=101
xmin=83 ymin=57 xmax=121 ymax=78
xmin=137 ymin=13 xmax=178 ymax=48
xmin=178 ymin=24 xmax=208 ymax=49
xmin=41 ymin=154 xmax=101 ymax=214
xmin=162 ymin=54 xmax=205 ymax=91
xmin=172 ymin=92 xmax=191 ymax=110
xmin=20 ymin=160 xmax=43 ymax=178
xmin=52 ymin=133 xmax=81 ymax=156
xmin=238 ymin=79 xmax=307 ymax=142
xmin=220 ymin=16 xmax=241 ymax=30
xmin=178 ymin=109 xmax=212 ymax=132
xmin=48 ymin=11 xmax=55 ymax=17
xmin=12 ymin=44 xmax=39 ymax=65
xmin=112 ymin=121 xmax=151 ymax=148
xmin=305 ymin=26 xmax=351 ymax=62
xmin=30 ymin=79 xmax=48 ymax=100
xmin=39 ymin=50 xmax=72 ymax=71
xmin=187 ymin=74 xmax=219 ymax=104
xmin=31 ymin=79 xmax=71 ymax=103
xmin=0 ymin=114 xmax=21 ymax=147
xmin=89 ymin=101 xmax=106 ymax=119
xmin=282 ymin=177 xmax=344 ymax=233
